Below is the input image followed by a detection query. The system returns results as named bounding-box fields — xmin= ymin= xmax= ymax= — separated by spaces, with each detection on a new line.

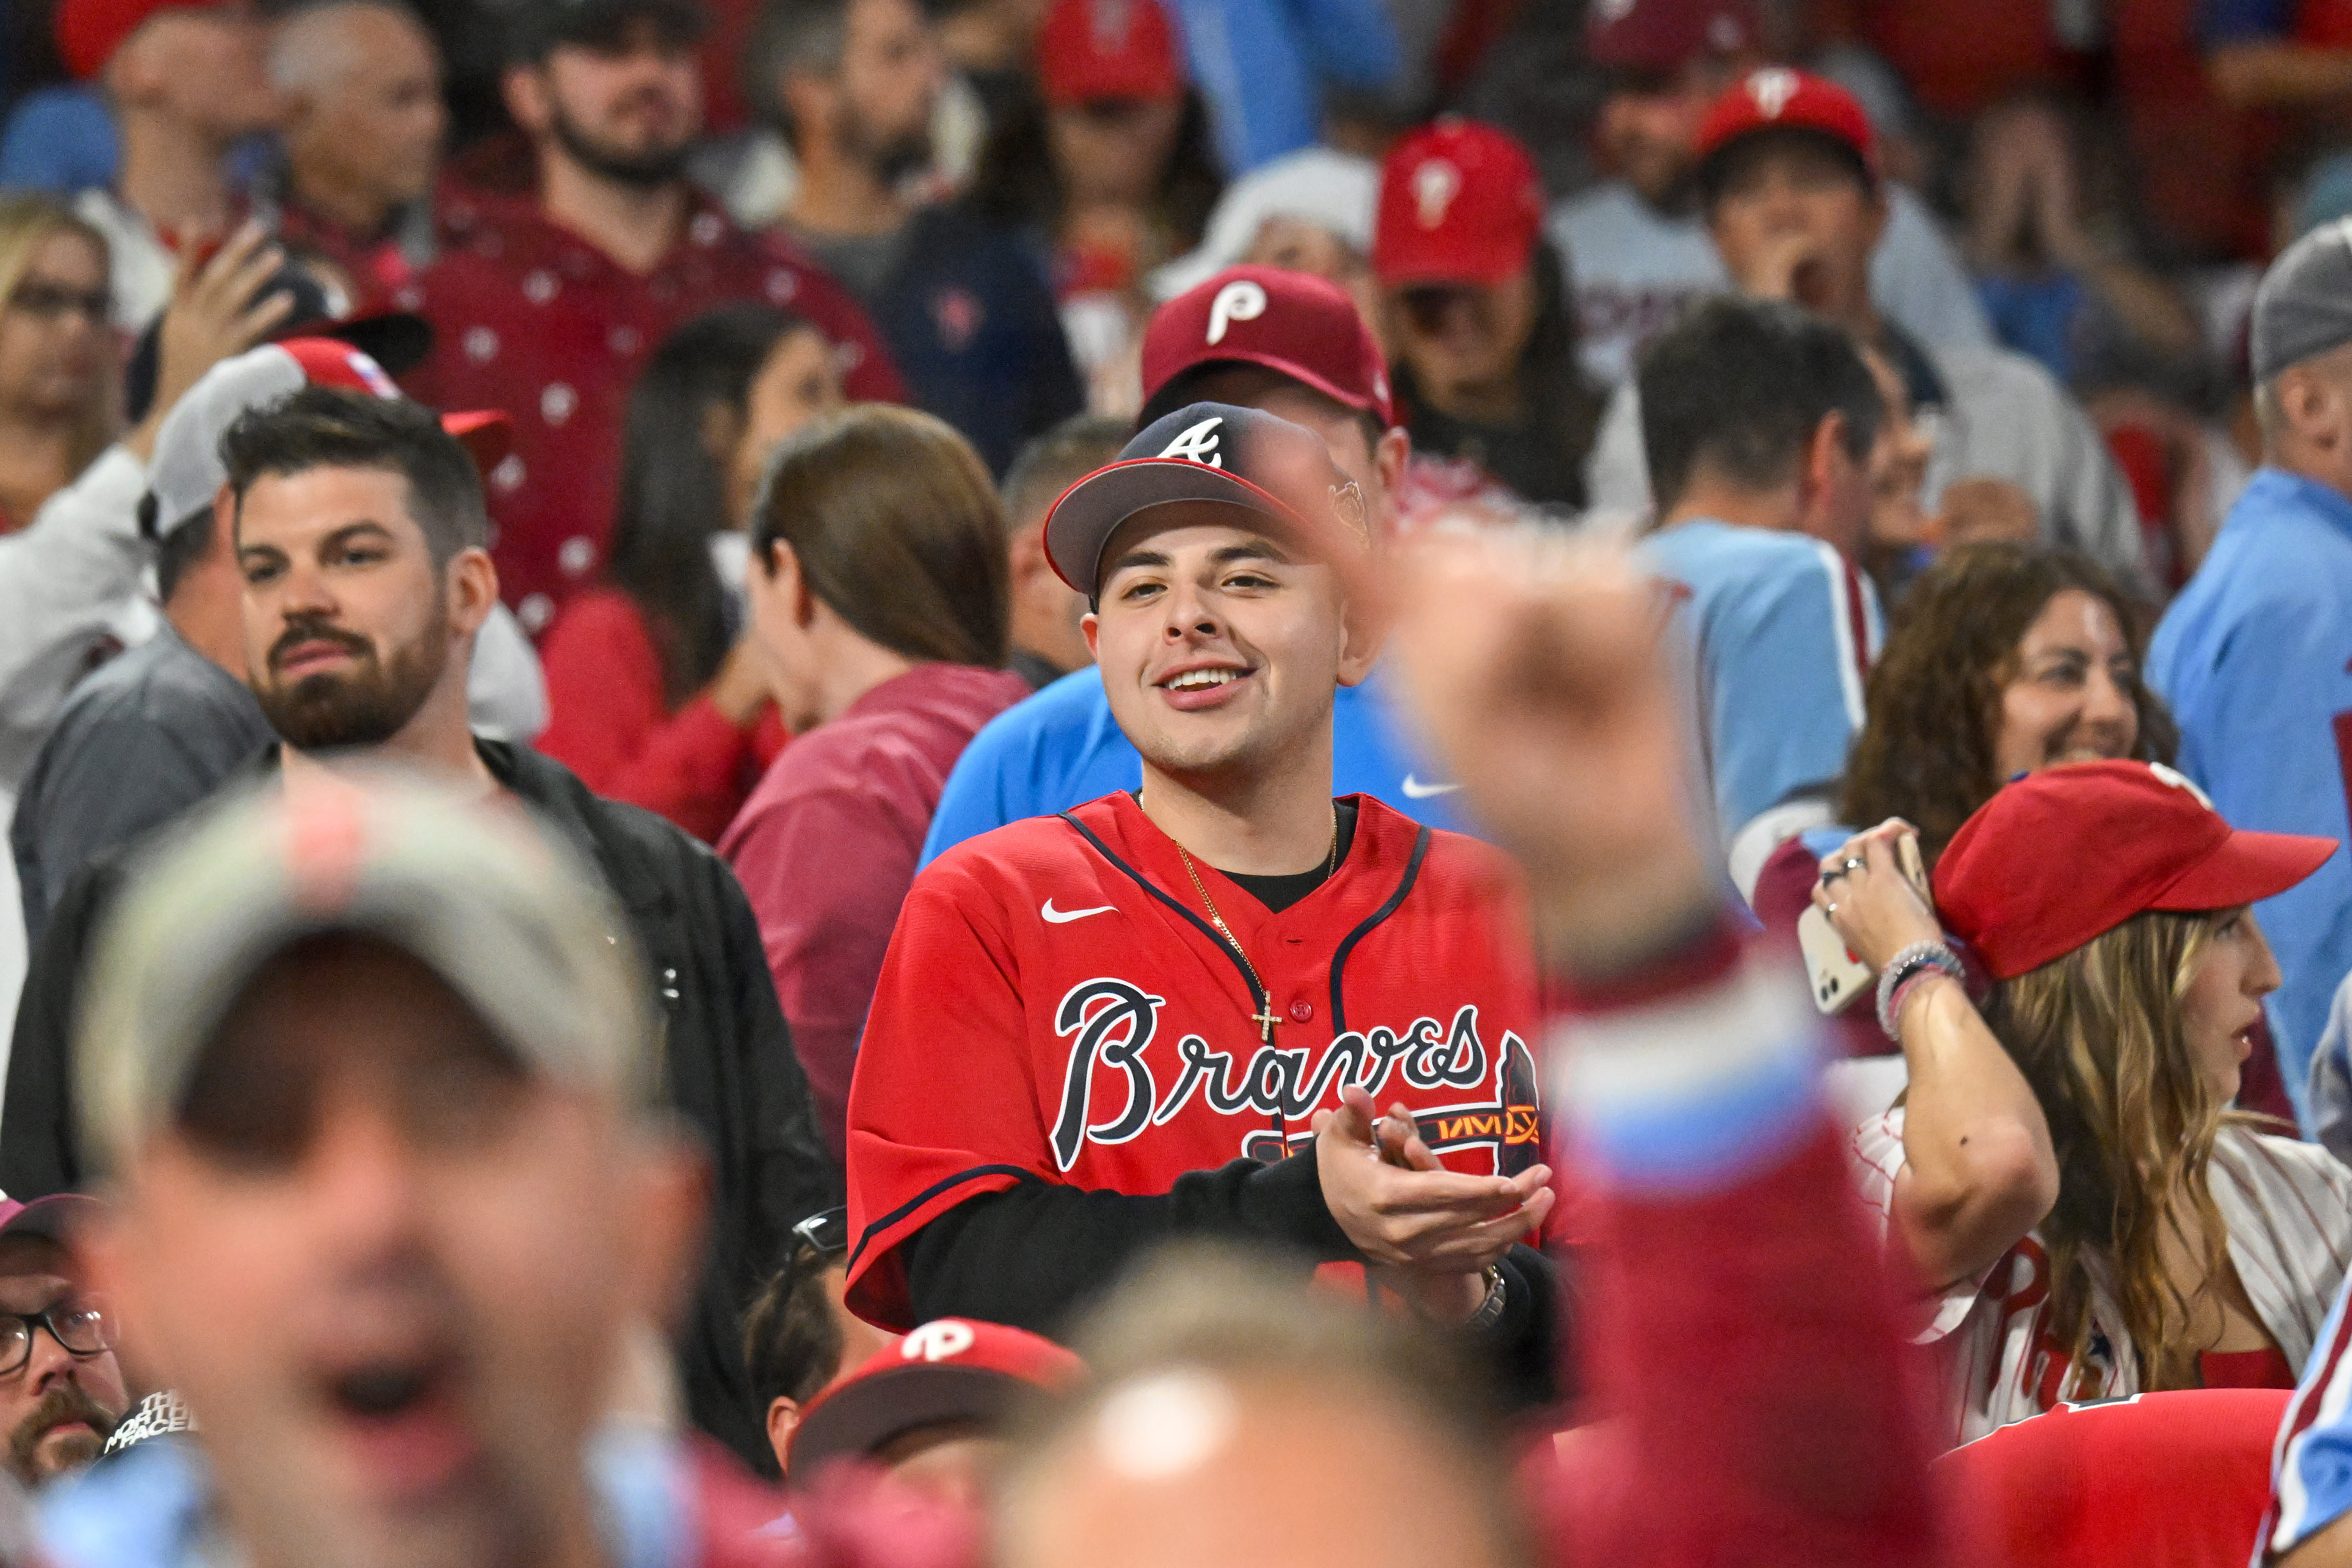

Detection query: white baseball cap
xmin=140 ymin=338 xmax=512 ymax=542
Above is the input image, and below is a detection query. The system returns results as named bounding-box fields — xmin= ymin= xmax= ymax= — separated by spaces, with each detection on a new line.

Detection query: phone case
xmin=1800 ymin=904 xmax=1873 ymax=1014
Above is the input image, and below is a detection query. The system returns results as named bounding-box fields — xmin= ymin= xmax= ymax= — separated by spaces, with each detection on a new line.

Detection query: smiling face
xmin=1991 ymin=589 xmax=2140 ymax=780
xmin=236 ymin=466 xmax=469 ymax=752
xmin=2179 ymin=907 xmax=2282 ymax=1106
xmin=1084 ymin=505 xmax=1374 ymax=788
xmin=90 ymin=936 xmax=690 ymax=1568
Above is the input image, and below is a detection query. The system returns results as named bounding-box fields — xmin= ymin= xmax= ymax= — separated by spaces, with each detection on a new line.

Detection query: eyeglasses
xmin=8 ymin=282 xmax=110 ymax=323
xmin=791 ymin=1206 xmax=848 ymax=1258
xmin=0 ymin=1297 xmax=117 ymax=1377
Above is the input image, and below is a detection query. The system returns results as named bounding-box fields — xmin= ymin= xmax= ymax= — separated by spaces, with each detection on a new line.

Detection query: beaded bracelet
xmin=1876 ymin=941 xmax=1964 ymax=1041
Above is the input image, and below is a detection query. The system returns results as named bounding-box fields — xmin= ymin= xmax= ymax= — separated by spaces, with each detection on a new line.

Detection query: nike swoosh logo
xmin=1400 ymin=774 xmax=1461 ymax=799
xmin=1041 ymin=900 xmax=1117 ymax=924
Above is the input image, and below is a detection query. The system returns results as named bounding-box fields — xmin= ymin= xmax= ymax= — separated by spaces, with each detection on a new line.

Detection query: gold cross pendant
xmin=1251 ymin=1007 xmax=1281 ymax=1043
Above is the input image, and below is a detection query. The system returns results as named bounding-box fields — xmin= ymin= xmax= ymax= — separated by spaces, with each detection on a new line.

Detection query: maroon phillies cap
xmin=1138 ymin=265 xmax=1395 ymax=429
xmin=1043 ymin=401 xmax=1371 ymax=597
xmin=1038 ymin=0 xmax=1182 ymax=106
xmin=1373 ymin=118 xmax=1545 ymax=289
xmin=1587 ymin=0 xmax=1758 ymax=74
xmin=788 ymin=1319 xmax=1081 ymax=1482
xmin=1933 ymin=761 xmax=2338 ymax=981
xmin=1695 ymin=67 xmax=1878 ymax=179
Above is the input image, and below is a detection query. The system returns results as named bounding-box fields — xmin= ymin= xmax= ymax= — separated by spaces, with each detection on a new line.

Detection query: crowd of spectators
xmin=9 ymin=0 xmax=2352 ymax=1566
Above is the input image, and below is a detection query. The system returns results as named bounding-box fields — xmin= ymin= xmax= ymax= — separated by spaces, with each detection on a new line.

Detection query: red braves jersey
xmin=842 ymin=791 xmax=1542 ymax=1328
xmin=397 ymin=189 xmax=904 ymax=633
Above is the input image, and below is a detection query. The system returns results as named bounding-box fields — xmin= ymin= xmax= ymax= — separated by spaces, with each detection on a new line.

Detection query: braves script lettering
xmin=1048 ymin=977 xmax=1539 ymax=1172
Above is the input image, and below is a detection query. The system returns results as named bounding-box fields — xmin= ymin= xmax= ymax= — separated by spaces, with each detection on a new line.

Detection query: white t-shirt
xmin=1548 ymin=180 xmax=1993 ymax=387
xmin=1849 ymin=1106 xmax=2352 ymax=1447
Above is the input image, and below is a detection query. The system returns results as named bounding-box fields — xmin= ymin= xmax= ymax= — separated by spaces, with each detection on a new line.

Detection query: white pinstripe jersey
xmin=1850 ymin=1108 xmax=2352 ymax=1448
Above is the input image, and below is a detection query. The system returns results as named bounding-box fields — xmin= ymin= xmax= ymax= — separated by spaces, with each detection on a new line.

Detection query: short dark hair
xmin=743 ymin=0 xmax=851 ymax=137
xmin=1001 ymin=413 xmax=1132 ymax=533
xmin=1637 ymin=295 xmax=1884 ymax=514
xmin=219 ymin=387 xmax=488 ymax=568
xmin=751 ymin=404 xmax=1009 ymax=668
xmin=155 ymin=505 xmax=216 ymax=606
xmin=740 ymin=1250 xmax=844 ymax=1479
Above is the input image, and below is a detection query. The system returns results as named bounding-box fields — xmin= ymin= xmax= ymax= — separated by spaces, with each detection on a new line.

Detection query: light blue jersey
xmin=1637 ymin=521 xmax=1881 ymax=877
xmin=2152 ymin=466 xmax=2352 ymax=1127
xmin=918 ymin=662 xmax=1465 ymax=868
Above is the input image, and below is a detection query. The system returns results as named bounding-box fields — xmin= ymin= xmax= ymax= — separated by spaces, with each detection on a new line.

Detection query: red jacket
xmin=536 ymin=588 xmax=784 ymax=843
xmin=720 ymin=663 xmax=1030 ymax=1156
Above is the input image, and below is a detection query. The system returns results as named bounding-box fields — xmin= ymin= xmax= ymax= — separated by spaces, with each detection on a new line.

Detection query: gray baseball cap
xmin=2253 ymin=218 xmax=2352 ymax=383
xmin=75 ymin=771 xmax=656 ymax=1174
xmin=140 ymin=338 xmax=511 ymax=542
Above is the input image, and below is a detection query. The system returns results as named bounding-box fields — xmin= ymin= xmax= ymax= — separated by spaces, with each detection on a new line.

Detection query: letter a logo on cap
xmin=1206 ymin=280 xmax=1266 ymax=346
xmin=1160 ymin=415 xmax=1223 ymax=467
xmin=1414 ymin=159 xmax=1461 ymax=229
xmin=1748 ymin=67 xmax=1799 ymax=118
xmin=902 ymin=1320 xmax=977 ymax=1362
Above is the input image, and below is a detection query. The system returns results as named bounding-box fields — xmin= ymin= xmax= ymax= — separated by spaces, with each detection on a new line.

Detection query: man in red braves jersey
xmin=843 ymin=398 xmax=1558 ymax=1381
xmin=400 ymin=0 xmax=903 ymax=635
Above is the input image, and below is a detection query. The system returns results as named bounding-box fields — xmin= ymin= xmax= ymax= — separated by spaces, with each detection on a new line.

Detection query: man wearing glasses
xmin=0 ymin=1194 xmax=124 ymax=1488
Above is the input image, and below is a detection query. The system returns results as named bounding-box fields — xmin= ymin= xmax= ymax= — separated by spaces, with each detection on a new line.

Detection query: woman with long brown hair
xmin=0 ymin=195 xmax=114 ymax=531
xmin=1818 ymin=762 xmax=2352 ymax=1445
xmin=1748 ymin=541 xmax=2193 ymax=1064
xmin=721 ymin=404 xmax=1031 ymax=1154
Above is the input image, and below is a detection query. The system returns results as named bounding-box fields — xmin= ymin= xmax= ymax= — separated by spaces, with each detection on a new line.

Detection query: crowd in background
xmin=8 ymin=0 xmax=2352 ymax=1564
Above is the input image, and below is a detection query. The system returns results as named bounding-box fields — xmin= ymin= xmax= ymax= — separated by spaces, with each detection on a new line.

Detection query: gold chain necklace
xmin=1172 ymin=805 xmax=1339 ymax=1044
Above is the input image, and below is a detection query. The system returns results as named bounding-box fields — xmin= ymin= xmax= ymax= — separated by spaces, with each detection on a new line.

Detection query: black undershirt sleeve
xmin=905 ymin=1152 xmax=1355 ymax=1334
xmin=903 ymin=1156 xmax=1567 ymax=1412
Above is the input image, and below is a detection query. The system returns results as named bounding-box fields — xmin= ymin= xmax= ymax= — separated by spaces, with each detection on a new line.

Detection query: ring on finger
xmin=1840 ymin=857 xmax=1867 ymax=875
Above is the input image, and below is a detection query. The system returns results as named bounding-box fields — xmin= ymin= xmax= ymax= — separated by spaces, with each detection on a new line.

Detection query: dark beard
xmin=549 ymin=100 xmax=690 ymax=190
xmin=254 ymin=605 xmax=449 ymax=753
xmin=8 ymin=1380 xmax=120 ymax=1486
xmin=840 ymin=103 xmax=933 ymax=189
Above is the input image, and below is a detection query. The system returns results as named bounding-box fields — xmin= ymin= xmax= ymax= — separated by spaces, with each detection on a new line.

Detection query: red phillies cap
xmin=1038 ymin=0 xmax=1182 ymax=106
xmin=1933 ymin=761 xmax=2338 ymax=981
xmin=55 ymin=0 xmax=225 ymax=78
xmin=1373 ymin=118 xmax=1545 ymax=289
xmin=1587 ymin=0 xmax=1759 ymax=74
xmin=1138 ymin=265 xmax=1395 ymax=429
xmin=788 ymin=1319 xmax=1081 ymax=1482
xmin=277 ymin=338 xmax=515 ymax=472
xmin=1695 ymin=66 xmax=1878 ymax=178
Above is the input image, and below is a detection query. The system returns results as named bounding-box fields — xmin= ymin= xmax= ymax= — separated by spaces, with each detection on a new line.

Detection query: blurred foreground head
xmin=73 ymin=773 xmax=705 ymax=1568
xmin=992 ymin=1245 xmax=1529 ymax=1568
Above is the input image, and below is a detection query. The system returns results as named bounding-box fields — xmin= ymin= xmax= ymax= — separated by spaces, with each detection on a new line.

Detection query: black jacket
xmin=1 ymin=739 xmax=839 ymax=1468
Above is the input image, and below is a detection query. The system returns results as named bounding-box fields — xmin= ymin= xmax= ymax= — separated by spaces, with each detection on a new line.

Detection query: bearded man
xmin=402 ymin=0 xmax=905 ymax=636
xmin=751 ymin=0 xmax=1082 ymax=475
xmin=1 ymin=388 xmax=836 ymax=1474
xmin=0 ymin=1197 xmax=124 ymax=1491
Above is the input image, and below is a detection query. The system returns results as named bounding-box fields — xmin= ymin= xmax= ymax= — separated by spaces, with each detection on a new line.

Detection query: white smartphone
xmin=1800 ymin=835 xmax=1929 ymax=1016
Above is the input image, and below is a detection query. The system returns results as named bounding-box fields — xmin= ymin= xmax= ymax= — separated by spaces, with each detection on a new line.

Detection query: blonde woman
xmin=1818 ymin=760 xmax=2352 ymax=1444
xmin=0 ymin=195 xmax=114 ymax=530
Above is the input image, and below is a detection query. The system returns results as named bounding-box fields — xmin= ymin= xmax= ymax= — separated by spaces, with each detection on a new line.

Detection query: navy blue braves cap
xmin=1042 ymin=401 xmax=1371 ymax=598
